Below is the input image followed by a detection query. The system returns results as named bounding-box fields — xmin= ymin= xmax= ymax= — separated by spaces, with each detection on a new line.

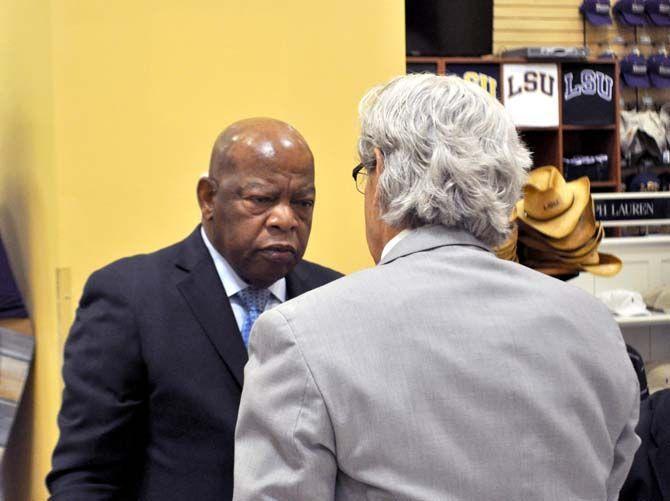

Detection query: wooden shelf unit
xmin=407 ymin=56 xmax=622 ymax=193
xmin=563 ymin=124 xmax=616 ymax=131
xmin=591 ymin=181 xmax=620 ymax=188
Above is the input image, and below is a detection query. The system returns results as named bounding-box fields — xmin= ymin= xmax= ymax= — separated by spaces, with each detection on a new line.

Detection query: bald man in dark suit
xmin=47 ymin=118 xmax=342 ymax=500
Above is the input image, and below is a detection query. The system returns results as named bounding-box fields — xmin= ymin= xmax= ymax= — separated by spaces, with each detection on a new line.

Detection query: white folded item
xmin=647 ymin=362 xmax=670 ymax=394
xmin=643 ymin=285 xmax=670 ymax=313
xmin=596 ymin=289 xmax=651 ymax=317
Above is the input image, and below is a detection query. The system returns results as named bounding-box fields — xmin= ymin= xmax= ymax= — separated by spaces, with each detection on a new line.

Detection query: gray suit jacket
xmin=234 ymin=225 xmax=640 ymax=501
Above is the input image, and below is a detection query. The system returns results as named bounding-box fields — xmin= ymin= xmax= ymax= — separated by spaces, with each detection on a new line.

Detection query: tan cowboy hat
xmin=580 ymin=253 xmax=623 ymax=277
xmin=524 ymin=246 xmax=601 ymax=266
xmin=519 ymin=223 xmax=603 ymax=258
xmin=519 ymin=199 xmax=598 ymax=251
xmin=520 ymin=260 xmax=580 ymax=276
xmin=493 ymin=222 xmax=518 ymax=262
xmin=495 ymin=246 xmax=517 ymax=260
xmin=516 ymin=166 xmax=590 ymax=239
xmin=520 ymin=250 xmax=622 ymax=277
xmin=496 ymin=224 xmax=518 ymax=250
xmin=510 ymin=206 xmax=518 ymax=222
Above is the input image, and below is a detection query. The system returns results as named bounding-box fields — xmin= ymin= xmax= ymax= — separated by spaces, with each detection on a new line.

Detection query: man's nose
xmin=267 ymin=203 xmax=298 ymax=231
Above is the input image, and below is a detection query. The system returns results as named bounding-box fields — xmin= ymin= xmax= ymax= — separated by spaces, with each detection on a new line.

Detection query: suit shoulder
xmin=85 ymin=237 xmax=184 ymax=288
xmin=293 ymin=259 xmax=343 ymax=286
xmin=550 ymin=272 xmax=614 ymax=319
xmin=278 ymin=264 xmax=380 ymax=317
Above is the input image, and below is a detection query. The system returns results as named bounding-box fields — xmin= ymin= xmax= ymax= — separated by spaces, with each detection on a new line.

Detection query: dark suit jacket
xmin=620 ymin=388 xmax=670 ymax=501
xmin=47 ymin=227 xmax=342 ymax=500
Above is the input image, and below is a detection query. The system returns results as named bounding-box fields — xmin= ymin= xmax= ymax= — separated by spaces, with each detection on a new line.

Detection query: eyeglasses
xmin=352 ymin=163 xmax=370 ymax=194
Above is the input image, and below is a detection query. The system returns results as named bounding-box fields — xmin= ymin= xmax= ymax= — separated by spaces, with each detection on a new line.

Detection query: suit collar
xmin=175 ymin=226 xmax=248 ymax=387
xmin=380 ymin=225 xmax=490 ymax=265
xmin=174 ymin=226 xmax=308 ymax=388
xmin=285 ymin=262 xmax=313 ymax=299
xmin=174 ymin=225 xmax=211 ymax=272
xmin=199 ymin=226 xmax=286 ymax=302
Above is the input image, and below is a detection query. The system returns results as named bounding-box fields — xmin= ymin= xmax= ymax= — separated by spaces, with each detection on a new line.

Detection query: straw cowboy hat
xmin=522 ymin=252 xmax=622 ymax=277
xmin=519 ymin=199 xmax=599 ymax=252
xmin=516 ymin=166 xmax=590 ymax=239
xmin=493 ymin=209 xmax=519 ymax=262
xmin=524 ymin=246 xmax=601 ymax=266
xmin=493 ymin=221 xmax=519 ymax=262
xmin=519 ymin=223 xmax=604 ymax=258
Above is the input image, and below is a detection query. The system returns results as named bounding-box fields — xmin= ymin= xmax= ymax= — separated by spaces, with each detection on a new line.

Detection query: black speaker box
xmin=406 ymin=0 xmax=493 ymax=57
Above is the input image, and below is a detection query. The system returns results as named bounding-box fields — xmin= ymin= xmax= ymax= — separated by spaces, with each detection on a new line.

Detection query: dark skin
xmin=197 ymin=118 xmax=315 ymax=288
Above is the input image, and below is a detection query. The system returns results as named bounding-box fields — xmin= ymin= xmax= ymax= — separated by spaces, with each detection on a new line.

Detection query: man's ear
xmin=373 ymin=147 xmax=385 ymax=174
xmin=197 ymin=176 xmax=217 ymax=221
xmin=372 ymin=148 xmax=385 ymax=206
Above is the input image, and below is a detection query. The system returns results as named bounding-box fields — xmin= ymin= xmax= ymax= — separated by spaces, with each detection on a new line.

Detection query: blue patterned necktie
xmin=237 ymin=287 xmax=271 ymax=347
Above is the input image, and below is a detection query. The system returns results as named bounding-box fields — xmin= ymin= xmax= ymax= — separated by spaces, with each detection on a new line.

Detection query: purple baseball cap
xmin=621 ymin=52 xmax=651 ymax=87
xmin=646 ymin=0 xmax=670 ymax=25
xmin=580 ymin=0 xmax=613 ymax=24
xmin=614 ymin=0 xmax=648 ymax=25
xmin=648 ymin=53 xmax=670 ymax=87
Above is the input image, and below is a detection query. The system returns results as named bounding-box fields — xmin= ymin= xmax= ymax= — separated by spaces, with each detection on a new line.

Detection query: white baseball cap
xmin=597 ymin=289 xmax=651 ymax=317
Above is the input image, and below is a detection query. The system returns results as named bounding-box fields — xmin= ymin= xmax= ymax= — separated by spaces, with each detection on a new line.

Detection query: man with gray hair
xmin=233 ymin=75 xmax=640 ymax=500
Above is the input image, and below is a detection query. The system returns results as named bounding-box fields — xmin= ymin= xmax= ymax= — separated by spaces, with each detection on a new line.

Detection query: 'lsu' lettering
xmin=463 ymin=71 xmax=498 ymax=98
xmin=564 ymin=70 xmax=613 ymax=101
xmin=507 ymin=71 xmax=555 ymax=98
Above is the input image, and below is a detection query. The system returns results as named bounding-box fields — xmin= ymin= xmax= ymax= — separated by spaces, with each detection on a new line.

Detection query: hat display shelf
xmin=406 ymin=55 xmax=623 ymax=193
xmin=407 ymin=56 xmax=622 ymax=192
xmin=583 ymin=5 xmax=670 ymax=203
xmin=567 ymin=194 xmax=670 ymax=375
xmin=584 ymin=2 xmax=670 ymax=102
xmin=407 ymin=56 xmax=621 ymax=192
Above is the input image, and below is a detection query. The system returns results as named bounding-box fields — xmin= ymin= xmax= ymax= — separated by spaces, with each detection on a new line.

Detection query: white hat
xmin=647 ymin=362 xmax=670 ymax=394
xmin=596 ymin=289 xmax=651 ymax=317
xmin=643 ymin=285 xmax=670 ymax=312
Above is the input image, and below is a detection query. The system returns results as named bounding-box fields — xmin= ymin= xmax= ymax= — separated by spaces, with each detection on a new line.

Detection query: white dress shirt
xmin=201 ymin=227 xmax=286 ymax=331
xmin=380 ymin=228 xmax=413 ymax=261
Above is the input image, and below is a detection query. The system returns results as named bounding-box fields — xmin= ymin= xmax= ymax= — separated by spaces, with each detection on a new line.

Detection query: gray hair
xmin=358 ymin=74 xmax=531 ymax=247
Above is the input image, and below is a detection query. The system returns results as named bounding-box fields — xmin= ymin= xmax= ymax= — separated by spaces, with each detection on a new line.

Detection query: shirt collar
xmin=380 ymin=228 xmax=413 ymax=261
xmin=200 ymin=227 xmax=286 ymax=302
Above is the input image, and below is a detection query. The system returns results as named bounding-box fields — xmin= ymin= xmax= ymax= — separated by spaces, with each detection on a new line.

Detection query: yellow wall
xmin=2 ymin=1 xmax=405 ymax=498
xmin=0 ymin=0 xmax=59 ymax=498
xmin=52 ymin=0 xmax=406 ymax=303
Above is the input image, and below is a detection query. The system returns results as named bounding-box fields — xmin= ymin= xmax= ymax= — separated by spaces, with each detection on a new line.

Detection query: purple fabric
xmin=649 ymin=54 xmax=670 ymax=87
xmin=0 ymin=236 xmax=27 ymax=318
xmin=646 ymin=0 xmax=670 ymax=25
xmin=581 ymin=0 xmax=613 ymax=25
xmin=614 ymin=0 xmax=648 ymax=25
xmin=621 ymin=53 xmax=651 ymax=88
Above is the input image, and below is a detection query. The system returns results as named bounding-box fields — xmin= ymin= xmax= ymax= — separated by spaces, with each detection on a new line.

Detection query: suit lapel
xmin=175 ymin=228 xmax=247 ymax=387
xmin=285 ymin=264 xmax=310 ymax=299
